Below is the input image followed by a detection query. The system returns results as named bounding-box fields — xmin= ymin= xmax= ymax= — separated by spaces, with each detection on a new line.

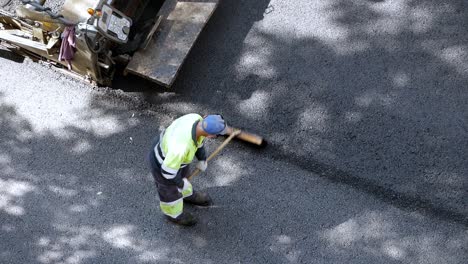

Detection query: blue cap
xmin=202 ymin=115 xmax=227 ymax=135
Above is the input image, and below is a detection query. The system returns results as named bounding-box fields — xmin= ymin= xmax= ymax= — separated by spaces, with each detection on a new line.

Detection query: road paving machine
xmin=0 ymin=0 xmax=219 ymax=87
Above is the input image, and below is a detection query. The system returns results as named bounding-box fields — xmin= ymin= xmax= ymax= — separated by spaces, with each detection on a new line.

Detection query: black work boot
xmin=184 ymin=191 xmax=213 ymax=206
xmin=165 ymin=212 xmax=197 ymax=226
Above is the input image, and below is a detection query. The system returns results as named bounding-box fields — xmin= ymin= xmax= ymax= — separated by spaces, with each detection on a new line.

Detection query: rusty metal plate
xmin=125 ymin=0 xmax=219 ymax=87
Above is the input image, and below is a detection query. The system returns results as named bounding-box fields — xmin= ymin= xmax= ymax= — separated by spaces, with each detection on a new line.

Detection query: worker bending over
xmin=148 ymin=113 xmax=227 ymax=226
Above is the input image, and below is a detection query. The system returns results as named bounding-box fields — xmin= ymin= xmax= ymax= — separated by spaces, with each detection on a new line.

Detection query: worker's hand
xmin=196 ymin=160 xmax=208 ymax=172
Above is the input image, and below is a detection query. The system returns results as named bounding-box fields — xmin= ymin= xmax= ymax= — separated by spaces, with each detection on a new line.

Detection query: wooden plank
xmin=125 ymin=0 xmax=218 ymax=87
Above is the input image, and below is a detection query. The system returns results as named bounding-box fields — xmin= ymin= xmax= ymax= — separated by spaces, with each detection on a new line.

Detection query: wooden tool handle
xmin=188 ymin=129 xmax=242 ymax=180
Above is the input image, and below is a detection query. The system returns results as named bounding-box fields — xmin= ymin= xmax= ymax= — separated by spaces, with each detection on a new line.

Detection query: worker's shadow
xmin=0 ymin=48 xmax=25 ymax=63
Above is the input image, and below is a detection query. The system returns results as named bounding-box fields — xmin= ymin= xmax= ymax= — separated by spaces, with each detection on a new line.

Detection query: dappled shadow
xmin=124 ymin=0 xmax=468 ymax=222
xmin=1 ymin=89 xmax=466 ymax=263
xmin=185 ymin=154 xmax=467 ymax=263
xmin=1 ymin=0 xmax=467 ymax=263
xmin=0 ymin=90 xmax=164 ymax=262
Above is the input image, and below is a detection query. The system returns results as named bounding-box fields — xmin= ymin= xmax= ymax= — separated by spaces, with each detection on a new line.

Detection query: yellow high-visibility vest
xmin=157 ymin=114 xmax=205 ymax=179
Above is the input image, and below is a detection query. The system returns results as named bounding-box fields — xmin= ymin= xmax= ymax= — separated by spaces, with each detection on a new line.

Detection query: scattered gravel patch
xmin=1 ymin=0 xmax=65 ymax=14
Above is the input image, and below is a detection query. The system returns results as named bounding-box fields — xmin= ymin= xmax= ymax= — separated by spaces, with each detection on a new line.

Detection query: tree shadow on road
xmin=125 ymin=0 xmax=468 ymax=224
xmin=1 ymin=0 xmax=468 ymax=263
xmin=1 ymin=93 xmax=465 ymax=263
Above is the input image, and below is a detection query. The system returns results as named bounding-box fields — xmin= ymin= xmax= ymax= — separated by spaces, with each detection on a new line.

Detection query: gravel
xmin=1 ymin=0 xmax=65 ymax=14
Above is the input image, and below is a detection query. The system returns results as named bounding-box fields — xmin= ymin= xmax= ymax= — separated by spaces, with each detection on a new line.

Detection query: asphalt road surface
xmin=1 ymin=0 xmax=467 ymax=263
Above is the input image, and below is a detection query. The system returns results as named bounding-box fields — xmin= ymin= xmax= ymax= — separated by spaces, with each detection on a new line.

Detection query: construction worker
xmin=147 ymin=113 xmax=228 ymax=226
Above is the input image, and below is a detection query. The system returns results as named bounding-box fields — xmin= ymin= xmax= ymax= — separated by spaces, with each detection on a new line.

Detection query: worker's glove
xmin=196 ymin=160 xmax=208 ymax=172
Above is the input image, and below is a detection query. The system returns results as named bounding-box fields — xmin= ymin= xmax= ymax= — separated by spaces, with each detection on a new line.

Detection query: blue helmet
xmin=202 ymin=115 xmax=227 ymax=135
